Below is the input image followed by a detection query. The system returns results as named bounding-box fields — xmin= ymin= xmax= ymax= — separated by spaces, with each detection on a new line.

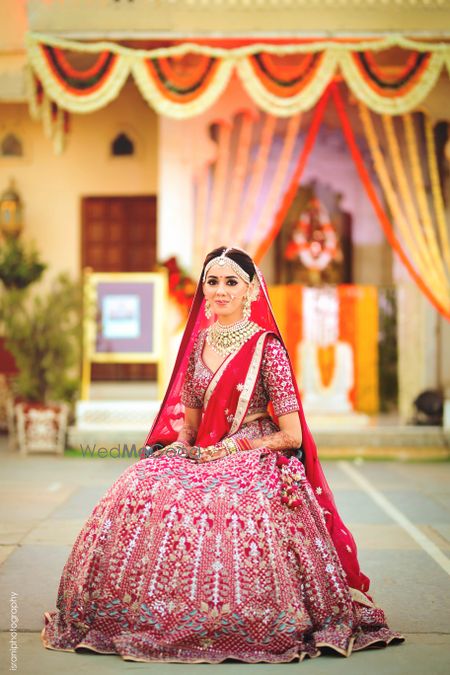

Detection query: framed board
xmin=81 ymin=270 xmax=168 ymax=399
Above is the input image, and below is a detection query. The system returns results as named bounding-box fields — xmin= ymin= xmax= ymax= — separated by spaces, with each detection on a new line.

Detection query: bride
xmin=41 ymin=246 xmax=403 ymax=663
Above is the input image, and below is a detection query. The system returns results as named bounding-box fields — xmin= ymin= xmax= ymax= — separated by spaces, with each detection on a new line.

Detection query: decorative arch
xmin=1 ymin=133 xmax=24 ymax=157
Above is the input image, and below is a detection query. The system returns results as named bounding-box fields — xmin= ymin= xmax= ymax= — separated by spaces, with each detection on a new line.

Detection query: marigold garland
xmin=26 ymin=32 xmax=450 ymax=121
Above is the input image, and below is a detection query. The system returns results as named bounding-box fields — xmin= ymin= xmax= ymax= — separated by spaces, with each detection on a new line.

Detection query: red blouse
xmin=180 ymin=330 xmax=299 ymax=418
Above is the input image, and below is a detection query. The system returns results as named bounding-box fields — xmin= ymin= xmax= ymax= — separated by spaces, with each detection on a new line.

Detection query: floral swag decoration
xmin=25 ymin=33 xmax=450 ymax=152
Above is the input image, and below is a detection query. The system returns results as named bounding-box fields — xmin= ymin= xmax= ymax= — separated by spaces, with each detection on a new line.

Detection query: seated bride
xmin=41 ymin=246 xmax=403 ymax=663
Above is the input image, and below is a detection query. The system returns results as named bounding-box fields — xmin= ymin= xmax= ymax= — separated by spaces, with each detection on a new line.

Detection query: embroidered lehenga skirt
xmin=42 ymin=421 xmax=403 ymax=663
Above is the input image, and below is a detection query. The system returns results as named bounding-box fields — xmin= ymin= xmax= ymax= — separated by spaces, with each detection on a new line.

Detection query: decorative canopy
xmin=26 ymin=33 xmax=450 ymax=120
xmin=24 ymin=32 xmax=450 ymax=319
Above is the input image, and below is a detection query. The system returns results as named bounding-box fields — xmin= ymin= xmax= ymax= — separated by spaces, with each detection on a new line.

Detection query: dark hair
xmin=202 ymin=247 xmax=256 ymax=281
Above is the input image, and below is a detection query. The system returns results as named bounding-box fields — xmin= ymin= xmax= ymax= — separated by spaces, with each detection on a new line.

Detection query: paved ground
xmin=0 ymin=435 xmax=449 ymax=674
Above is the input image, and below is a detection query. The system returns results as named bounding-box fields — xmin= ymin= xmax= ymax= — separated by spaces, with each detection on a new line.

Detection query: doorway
xmin=81 ymin=195 xmax=157 ymax=380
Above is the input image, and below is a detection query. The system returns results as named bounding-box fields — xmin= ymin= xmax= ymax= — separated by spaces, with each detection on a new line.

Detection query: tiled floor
xmin=0 ymin=436 xmax=449 ymax=674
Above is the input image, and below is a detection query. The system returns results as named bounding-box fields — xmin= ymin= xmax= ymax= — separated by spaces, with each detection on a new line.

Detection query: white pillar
xmin=158 ymin=115 xmax=195 ymax=272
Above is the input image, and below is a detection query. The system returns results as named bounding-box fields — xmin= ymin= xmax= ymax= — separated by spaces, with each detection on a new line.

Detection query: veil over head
xmin=144 ymin=248 xmax=371 ymax=597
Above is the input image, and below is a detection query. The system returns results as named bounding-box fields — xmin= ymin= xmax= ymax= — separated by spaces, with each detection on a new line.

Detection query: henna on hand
xmin=192 ymin=442 xmax=227 ymax=464
xmin=248 ymin=430 xmax=299 ymax=452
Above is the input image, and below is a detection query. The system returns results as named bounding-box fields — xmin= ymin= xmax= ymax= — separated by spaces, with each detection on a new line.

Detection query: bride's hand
xmin=151 ymin=442 xmax=193 ymax=459
xmin=194 ymin=443 xmax=227 ymax=464
xmin=151 ymin=446 xmax=167 ymax=458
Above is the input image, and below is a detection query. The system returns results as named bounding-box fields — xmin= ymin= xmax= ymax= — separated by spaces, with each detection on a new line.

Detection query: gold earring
xmin=243 ymin=295 xmax=251 ymax=320
xmin=205 ymin=299 xmax=212 ymax=319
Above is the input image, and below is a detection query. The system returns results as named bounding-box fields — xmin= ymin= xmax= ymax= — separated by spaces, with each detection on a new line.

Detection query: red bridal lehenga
xmin=41 ymin=265 xmax=404 ymax=663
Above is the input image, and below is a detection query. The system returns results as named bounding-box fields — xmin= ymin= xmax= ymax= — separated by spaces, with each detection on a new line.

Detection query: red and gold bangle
xmin=236 ymin=437 xmax=252 ymax=451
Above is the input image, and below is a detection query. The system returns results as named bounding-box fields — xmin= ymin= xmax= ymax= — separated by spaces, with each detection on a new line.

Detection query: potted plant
xmin=0 ymin=236 xmax=46 ymax=289
xmin=0 ymin=273 xmax=83 ymax=455
xmin=0 ymin=237 xmax=47 ymax=430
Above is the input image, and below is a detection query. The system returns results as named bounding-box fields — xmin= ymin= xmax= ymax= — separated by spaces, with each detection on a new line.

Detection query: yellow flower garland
xmin=339 ymin=51 xmax=445 ymax=115
xmin=236 ymin=51 xmax=338 ymax=118
xmin=27 ymin=35 xmax=131 ymax=113
xmin=131 ymin=58 xmax=234 ymax=120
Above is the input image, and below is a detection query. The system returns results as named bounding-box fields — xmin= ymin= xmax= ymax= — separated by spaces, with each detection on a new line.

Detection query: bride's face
xmin=203 ymin=263 xmax=249 ymax=323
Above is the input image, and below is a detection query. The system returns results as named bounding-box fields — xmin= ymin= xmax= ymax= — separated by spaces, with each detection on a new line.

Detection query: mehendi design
xmin=249 ymin=430 xmax=300 ymax=452
xmin=192 ymin=443 xmax=227 ymax=464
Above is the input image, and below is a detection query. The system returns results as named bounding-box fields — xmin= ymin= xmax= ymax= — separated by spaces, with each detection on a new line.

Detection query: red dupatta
xmin=195 ymin=329 xmax=272 ymax=447
xmin=143 ymin=262 xmax=371 ymax=598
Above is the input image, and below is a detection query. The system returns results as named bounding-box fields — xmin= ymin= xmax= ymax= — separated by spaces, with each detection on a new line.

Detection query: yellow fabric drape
xmin=359 ymin=102 xmax=450 ymax=315
xmin=424 ymin=116 xmax=450 ymax=271
xmin=382 ymin=114 xmax=446 ymax=296
xmin=403 ymin=114 xmax=449 ymax=288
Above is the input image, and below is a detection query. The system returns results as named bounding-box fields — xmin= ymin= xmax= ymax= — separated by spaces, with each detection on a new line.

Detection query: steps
xmin=67 ymin=399 xmax=449 ymax=459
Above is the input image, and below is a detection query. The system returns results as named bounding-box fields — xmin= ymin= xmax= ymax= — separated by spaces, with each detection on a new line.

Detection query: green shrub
xmin=1 ymin=273 xmax=83 ymax=404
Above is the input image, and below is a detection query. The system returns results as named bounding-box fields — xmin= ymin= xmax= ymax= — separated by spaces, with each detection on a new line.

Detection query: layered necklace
xmin=206 ymin=318 xmax=261 ymax=357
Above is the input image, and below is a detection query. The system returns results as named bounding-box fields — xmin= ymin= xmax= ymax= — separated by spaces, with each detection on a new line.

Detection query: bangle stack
xmin=202 ymin=445 xmax=218 ymax=460
xmin=236 ymin=437 xmax=252 ymax=451
xmin=222 ymin=437 xmax=252 ymax=455
xmin=222 ymin=438 xmax=240 ymax=455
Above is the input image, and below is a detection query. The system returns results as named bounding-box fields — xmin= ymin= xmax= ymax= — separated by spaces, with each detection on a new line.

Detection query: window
xmin=1 ymin=133 xmax=23 ymax=157
xmin=111 ymin=133 xmax=134 ymax=157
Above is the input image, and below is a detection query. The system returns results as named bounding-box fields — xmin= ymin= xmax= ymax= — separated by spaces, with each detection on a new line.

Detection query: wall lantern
xmin=0 ymin=179 xmax=24 ymax=238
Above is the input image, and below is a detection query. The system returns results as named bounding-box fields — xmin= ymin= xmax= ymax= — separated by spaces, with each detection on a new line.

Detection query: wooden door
xmin=81 ymin=196 xmax=157 ymax=380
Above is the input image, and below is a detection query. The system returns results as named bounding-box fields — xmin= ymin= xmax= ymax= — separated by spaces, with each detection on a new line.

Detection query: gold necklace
xmin=206 ymin=318 xmax=261 ymax=357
